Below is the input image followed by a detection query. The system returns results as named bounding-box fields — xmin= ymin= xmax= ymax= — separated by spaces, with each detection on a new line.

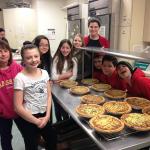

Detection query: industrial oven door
xmin=68 ymin=19 xmax=81 ymax=42
xmin=96 ymin=14 xmax=111 ymax=41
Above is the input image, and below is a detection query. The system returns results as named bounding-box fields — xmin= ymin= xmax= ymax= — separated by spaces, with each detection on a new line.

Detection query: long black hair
xmin=33 ymin=35 xmax=52 ymax=75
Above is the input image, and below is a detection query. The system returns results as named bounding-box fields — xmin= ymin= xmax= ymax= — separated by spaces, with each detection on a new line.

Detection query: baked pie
xmin=70 ymin=86 xmax=90 ymax=95
xmin=80 ymin=94 xmax=105 ymax=104
xmin=89 ymin=115 xmax=124 ymax=134
xmin=125 ymin=97 xmax=150 ymax=110
xmin=91 ymin=83 xmax=111 ymax=92
xmin=121 ymin=113 xmax=150 ymax=131
xmin=103 ymin=101 xmax=132 ymax=115
xmin=59 ymin=80 xmax=78 ymax=88
xmin=142 ymin=106 xmax=150 ymax=115
xmin=104 ymin=89 xmax=127 ymax=99
xmin=76 ymin=104 xmax=105 ymax=118
xmin=81 ymin=78 xmax=99 ymax=86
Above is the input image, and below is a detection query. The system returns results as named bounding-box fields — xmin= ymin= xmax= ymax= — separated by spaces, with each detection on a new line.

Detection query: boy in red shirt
xmin=93 ymin=55 xmax=103 ymax=79
xmin=96 ymin=55 xmax=126 ymax=90
xmin=117 ymin=61 xmax=150 ymax=100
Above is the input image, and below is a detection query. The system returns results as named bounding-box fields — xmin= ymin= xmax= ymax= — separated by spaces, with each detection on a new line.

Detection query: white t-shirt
xmin=51 ymin=56 xmax=77 ymax=80
xmin=14 ymin=69 xmax=49 ymax=114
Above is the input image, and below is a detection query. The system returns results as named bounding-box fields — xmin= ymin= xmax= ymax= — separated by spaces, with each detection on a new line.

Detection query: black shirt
xmin=84 ymin=38 xmax=102 ymax=78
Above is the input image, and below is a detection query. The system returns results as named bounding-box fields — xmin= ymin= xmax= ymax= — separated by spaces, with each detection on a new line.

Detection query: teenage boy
xmin=98 ymin=55 xmax=126 ymax=90
xmin=83 ymin=17 xmax=110 ymax=78
xmin=117 ymin=61 xmax=150 ymax=99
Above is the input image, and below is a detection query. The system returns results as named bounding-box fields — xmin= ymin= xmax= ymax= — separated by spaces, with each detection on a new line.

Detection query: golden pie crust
xmin=121 ymin=113 xmax=150 ymax=131
xmin=103 ymin=101 xmax=132 ymax=115
xmin=70 ymin=86 xmax=90 ymax=95
xmin=104 ymin=89 xmax=127 ymax=99
xmin=81 ymin=78 xmax=99 ymax=85
xmin=125 ymin=97 xmax=150 ymax=110
xmin=80 ymin=94 xmax=105 ymax=104
xmin=59 ymin=80 xmax=78 ymax=88
xmin=91 ymin=83 xmax=111 ymax=92
xmin=89 ymin=115 xmax=124 ymax=134
xmin=142 ymin=106 xmax=150 ymax=115
xmin=76 ymin=104 xmax=105 ymax=118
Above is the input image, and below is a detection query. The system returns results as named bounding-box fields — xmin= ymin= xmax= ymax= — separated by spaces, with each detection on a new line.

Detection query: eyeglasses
xmin=39 ymin=44 xmax=49 ymax=48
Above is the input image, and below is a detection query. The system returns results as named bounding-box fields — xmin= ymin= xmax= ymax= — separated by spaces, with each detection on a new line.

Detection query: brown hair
xmin=88 ymin=17 xmax=101 ymax=27
xmin=53 ymin=39 xmax=73 ymax=74
xmin=21 ymin=44 xmax=39 ymax=60
xmin=0 ymin=39 xmax=12 ymax=65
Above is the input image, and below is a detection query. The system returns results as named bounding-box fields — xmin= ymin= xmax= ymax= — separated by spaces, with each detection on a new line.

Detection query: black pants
xmin=52 ymin=94 xmax=69 ymax=122
xmin=15 ymin=113 xmax=57 ymax=150
xmin=0 ymin=117 xmax=18 ymax=150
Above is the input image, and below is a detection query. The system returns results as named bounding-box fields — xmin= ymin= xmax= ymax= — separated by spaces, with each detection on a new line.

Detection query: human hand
xmin=38 ymin=116 xmax=49 ymax=128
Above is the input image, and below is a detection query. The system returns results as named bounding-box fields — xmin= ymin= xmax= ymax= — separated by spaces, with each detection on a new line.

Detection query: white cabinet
xmin=3 ymin=8 xmax=37 ymax=49
xmin=118 ymin=0 xmax=145 ymax=51
xmin=143 ymin=0 xmax=150 ymax=42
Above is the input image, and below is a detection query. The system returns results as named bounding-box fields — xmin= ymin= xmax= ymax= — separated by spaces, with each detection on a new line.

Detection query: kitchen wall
xmin=0 ymin=0 xmax=6 ymax=28
xmin=3 ymin=8 xmax=37 ymax=49
xmin=33 ymin=0 xmax=67 ymax=56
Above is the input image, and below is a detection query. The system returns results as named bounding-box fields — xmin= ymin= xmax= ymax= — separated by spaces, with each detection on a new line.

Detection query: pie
xmin=80 ymin=94 xmax=105 ymax=104
xmin=104 ymin=89 xmax=127 ymax=99
xmin=142 ymin=106 xmax=150 ymax=115
xmin=76 ymin=104 xmax=105 ymax=118
xmin=103 ymin=101 xmax=132 ymax=115
xmin=125 ymin=97 xmax=150 ymax=110
xmin=121 ymin=113 xmax=150 ymax=131
xmin=81 ymin=78 xmax=99 ymax=86
xmin=89 ymin=115 xmax=124 ymax=134
xmin=70 ymin=86 xmax=90 ymax=95
xmin=59 ymin=80 xmax=78 ymax=88
xmin=91 ymin=83 xmax=111 ymax=92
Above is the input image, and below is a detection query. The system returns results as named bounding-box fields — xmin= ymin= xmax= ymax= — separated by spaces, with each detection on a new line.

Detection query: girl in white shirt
xmin=52 ymin=39 xmax=77 ymax=122
xmin=52 ymin=39 xmax=77 ymax=81
xmin=14 ymin=44 xmax=57 ymax=150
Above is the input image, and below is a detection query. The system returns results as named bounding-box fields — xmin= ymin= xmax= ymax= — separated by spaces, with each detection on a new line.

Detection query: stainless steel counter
xmin=52 ymin=83 xmax=150 ymax=150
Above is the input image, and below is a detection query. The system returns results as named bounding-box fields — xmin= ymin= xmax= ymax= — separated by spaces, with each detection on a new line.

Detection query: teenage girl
xmin=13 ymin=44 xmax=57 ymax=150
xmin=0 ymin=39 xmax=23 ymax=150
xmin=52 ymin=39 xmax=77 ymax=122
xmin=52 ymin=39 xmax=77 ymax=81
xmin=72 ymin=33 xmax=84 ymax=80
xmin=33 ymin=35 xmax=52 ymax=76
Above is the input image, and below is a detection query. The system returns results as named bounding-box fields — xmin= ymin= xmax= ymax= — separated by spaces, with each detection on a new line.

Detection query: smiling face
xmin=102 ymin=61 xmax=116 ymax=76
xmin=89 ymin=22 xmax=100 ymax=38
xmin=0 ymin=48 xmax=10 ymax=65
xmin=117 ymin=65 xmax=132 ymax=79
xmin=94 ymin=57 xmax=102 ymax=70
xmin=73 ymin=35 xmax=83 ymax=48
xmin=23 ymin=48 xmax=40 ymax=69
xmin=60 ymin=42 xmax=71 ymax=57
xmin=39 ymin=39 xmax=49 ymax=54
